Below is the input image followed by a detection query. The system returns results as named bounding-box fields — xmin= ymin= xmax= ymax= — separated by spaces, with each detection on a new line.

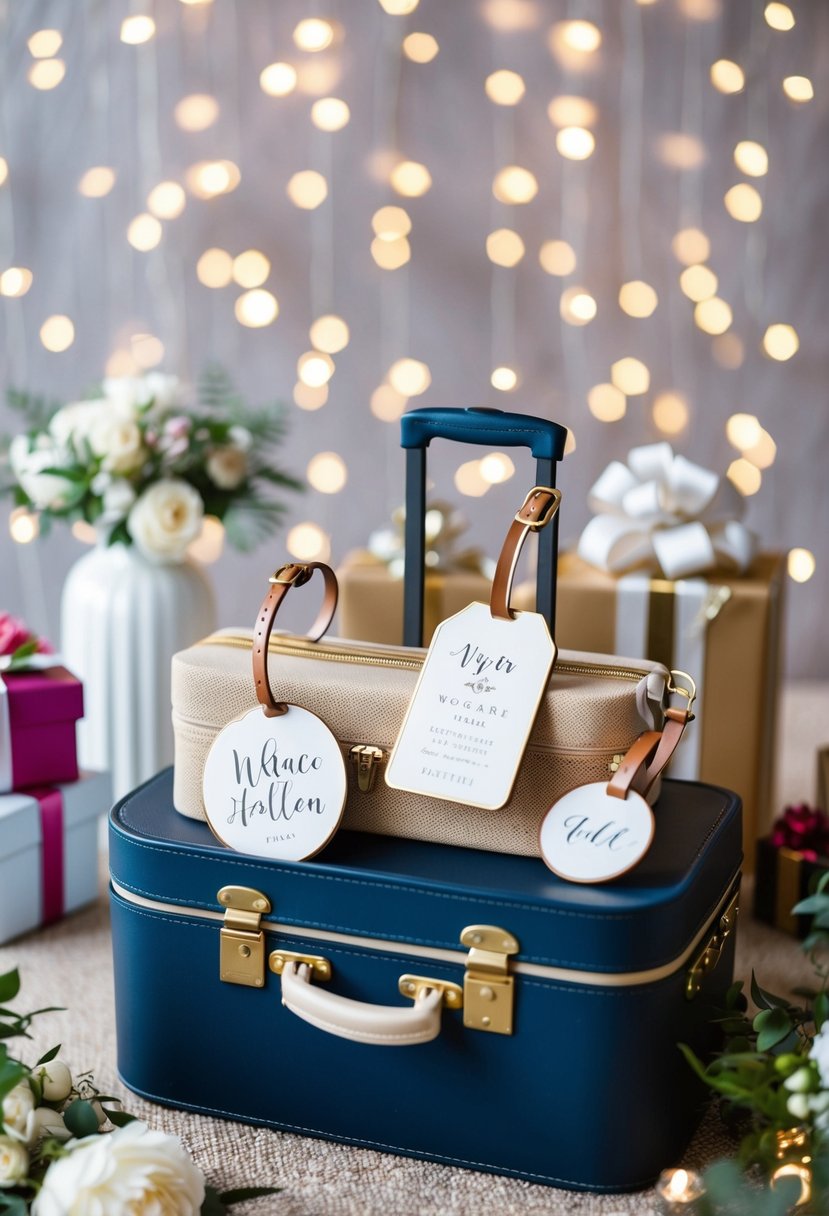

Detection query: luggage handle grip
xmin=400 ymin=407 xmax=568 ymax=460
xmin=280 ymin=961 xmax=445 ymax=1046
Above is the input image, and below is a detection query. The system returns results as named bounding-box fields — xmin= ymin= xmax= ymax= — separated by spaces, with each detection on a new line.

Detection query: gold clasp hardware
xmin=668 ymin=669 xmax=697 ymax=722
xmin=218 ymin=886 xmax=271 ymax=988
xmin=349 ymin=745 xmax=386 ymax=793
xmin=685 ymin=886 xmax=740 ymax=1000
xmin=269 ymin=563 xmax=313 ymax=587
xmin=398 ymin=975 xmax=463 ymax=1009
xmin=269 ymin=950 xmax=332 ymax=981
xmin=515 ymin=486 xmax=562 ymax=531
xmin=461 ymin=925 xmax=519 ymax=1035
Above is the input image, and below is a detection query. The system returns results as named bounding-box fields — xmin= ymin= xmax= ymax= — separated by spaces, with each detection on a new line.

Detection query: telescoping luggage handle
xmin=400 ymin=407 xmax=569 ymax=647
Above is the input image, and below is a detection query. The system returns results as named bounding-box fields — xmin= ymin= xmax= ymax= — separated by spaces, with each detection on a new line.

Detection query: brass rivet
xmin=219 ymin=892 xmax=229 ymax=904
xmin=471 ymin=933 xmax=482 ymax=945
xmin=253 ymin=899 xmax=267 ymax=911
xmin=255 ymin=978 xmax=263 ymax=986
xmin=405 ymin=981 xmax=415 ymax=993
xmin=502 ymin=941 xmax=511 ymax=949
xmin=482 ymin=1016 xmax=491 ymax=1027
xmin=239 ymin=944 xmax=251 ymax=958
xmin=479 ymin=986 xmax=495 ymax=1001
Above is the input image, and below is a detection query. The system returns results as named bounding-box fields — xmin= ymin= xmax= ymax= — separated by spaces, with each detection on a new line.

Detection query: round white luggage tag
xmin=539 ymin=782 xmax=655 ymax=884
xmin=203 ymin=562 xmax=347 ymax=862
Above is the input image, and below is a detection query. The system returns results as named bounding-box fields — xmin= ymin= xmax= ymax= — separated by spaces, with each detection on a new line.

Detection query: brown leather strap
xmin=606 ymin=709 xmax=692 ymax=802
xmin=491 ymin=487 xmax=562 ymax=621
xmin=253 ymin=562 xmax=339 ymax=717
xmin=606 ymin=732 xmax=662 ymax=800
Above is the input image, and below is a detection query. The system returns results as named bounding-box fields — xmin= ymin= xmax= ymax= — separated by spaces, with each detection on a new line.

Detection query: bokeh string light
xmin=0 ymin=1 xmax=821 ymax=625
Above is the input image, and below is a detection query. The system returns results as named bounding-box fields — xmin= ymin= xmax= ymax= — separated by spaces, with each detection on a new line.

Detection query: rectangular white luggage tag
xmin=385 ymin=600 xmax=556 ymax=810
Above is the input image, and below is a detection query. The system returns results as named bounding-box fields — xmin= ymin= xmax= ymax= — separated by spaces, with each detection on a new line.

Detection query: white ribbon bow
xmin=577 ymin=442 xmax=757 ymax=580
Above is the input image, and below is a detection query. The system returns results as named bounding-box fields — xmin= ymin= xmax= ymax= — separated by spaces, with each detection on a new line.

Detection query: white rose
xmin=26 ymin=1107 xmax=71 ymax=1145
xmin=9 ymin=436 xmax=77 ymax=510
xmin=206 ymin=445 xmax=247 ymax=490
xmin=49 ymin=400 xmax=106 ymax=449
xmin=38 ymin=1059 xmax=73 ymax=1103
xmin=127 ymin=479 xmax=204 ymax=564
xmin=787 ymin=1093 xmax=810 ymax=1120
xmin=228 ymin=425 xmax=252 ymax=452
xmin=0 ymin=1135 xmax=28 ymax=1188
xmin=102 ymin=377 xmax=152 ymax=415
xmin=1 ymin=1082 xmax=34 ymax=1142
xmin=143 ymin=373 xmax=181 ymax=410
xmin=32 ymin=1121 xmax=205 ymax=1216
xmin=89 ymin=414 xmax=146 ymax=475
xmin=811 ymin=1024 xmax=829 ymax=1088
xmin=101 ymin=478 xmax=137 ymax=522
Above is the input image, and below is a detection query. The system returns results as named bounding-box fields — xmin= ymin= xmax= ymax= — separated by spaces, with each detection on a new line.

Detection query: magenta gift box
xmin=2 ymin=667 xmax=84 ymax=791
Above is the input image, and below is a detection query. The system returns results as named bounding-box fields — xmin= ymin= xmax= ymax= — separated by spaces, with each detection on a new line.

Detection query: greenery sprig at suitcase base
xmin=0 ymin=968 xmax=279 ymax=1214
xmin=678 ymin=872 xmax=829 ymax=1213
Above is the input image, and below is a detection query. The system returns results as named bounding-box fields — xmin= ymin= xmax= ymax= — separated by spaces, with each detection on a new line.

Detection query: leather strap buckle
xmin=269 ymin=563 xmax=313 ymax=587
xmin=514 ymin=487 xmax=562 ymax=531
xmin=667 ymin=669 xmax=697 ymax=722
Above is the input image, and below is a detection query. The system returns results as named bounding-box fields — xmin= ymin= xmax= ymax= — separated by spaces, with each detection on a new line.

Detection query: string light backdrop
xmin=0 ymin=0 xmax=826 ymax=672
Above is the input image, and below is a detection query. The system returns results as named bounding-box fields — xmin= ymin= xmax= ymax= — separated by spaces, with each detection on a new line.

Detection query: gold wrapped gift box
xmin=337 ymin=548 xmax=785 ymax=865
xmin=336 ymin=552 xmax=491 ymax=647
xmin=514 ymin=552 xmax=786 ymax=864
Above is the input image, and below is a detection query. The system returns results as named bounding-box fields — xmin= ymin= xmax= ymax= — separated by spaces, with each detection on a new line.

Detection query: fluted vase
xmin=61 ymin=538 xmax=215 ymax=800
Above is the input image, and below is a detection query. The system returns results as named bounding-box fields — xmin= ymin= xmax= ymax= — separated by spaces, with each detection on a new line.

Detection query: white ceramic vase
xmin=61 ymin=539 xmax=215 ymax=801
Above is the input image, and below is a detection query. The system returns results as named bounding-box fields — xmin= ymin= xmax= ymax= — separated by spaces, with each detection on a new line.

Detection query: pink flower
xmin=770 ymin=803 xmax=829 ymax=862
xmin=0 ymin=614 xmax=31 ymax=657
xmin=164 ymin=416 xmax=191 ymax=440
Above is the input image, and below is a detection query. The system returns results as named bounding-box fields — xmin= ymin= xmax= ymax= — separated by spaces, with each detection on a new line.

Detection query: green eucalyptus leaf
xmin=36 ymin=1044 xmax=61 ymax=1066
xmin=200 ymin=1186 xmax=228 ymax=1216
xmin=0 ymin=971 xmax=20 ymax=1004
xmin=750 ymin=971 xmax=790 ymax=1012
xmin=218 ymin=1187 xmax=282 ymax=1204
xmin=63 ymin=1098 xmax=100 ymax=1138
xmin=102 ymin=1106 xmax=136 ymax=1128
xmin=815 ymin=989 xmax=829 ymax=1030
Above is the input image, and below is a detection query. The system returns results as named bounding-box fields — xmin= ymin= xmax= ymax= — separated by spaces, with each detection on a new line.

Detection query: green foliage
xmin=1 ymin=368 xmax=302 ymax=555
xmin=201 ymin=1185 xmax=282 ymax=1214
xmin=696 ymin=1160 xmax=800 ymax=1215
xmin=63 ymin=1098 xmax=100 ymax=1138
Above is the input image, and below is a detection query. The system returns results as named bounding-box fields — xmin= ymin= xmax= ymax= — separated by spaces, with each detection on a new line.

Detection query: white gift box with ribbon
xmin=0 ymin=769 xmax=111 ymax=945
xmin=577 ymin=443 xmax=759 ymax=783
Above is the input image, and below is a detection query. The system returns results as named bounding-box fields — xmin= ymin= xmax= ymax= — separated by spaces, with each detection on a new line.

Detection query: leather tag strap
xmin=606 ymin=709 xmax=692 ymax=802
xmin=253 ymin=562 xmax=339 ymax=718
xmin=491 ymin=487 xmax=562 ymax=621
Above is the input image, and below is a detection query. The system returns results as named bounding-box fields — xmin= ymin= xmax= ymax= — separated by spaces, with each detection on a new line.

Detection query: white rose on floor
xmin=128 ymin=479 xmax=204 ymax=563
xmin=0 ymin=1135 xmax=28 ymax=1187
xmin=37 ymin=1059 xmax=73 ymax=1103
xmin=9 ymin=435 xmax=78 ymax=511
xmin=89 ymin=413 xmax=146 ymax=475
xmin=1 ymin=1082 xmax=34 ymax=1142
xmin=31 ymin=1121 xmax=205 ymax=1215
xmin=206 ymin=445 xmax=247 ymax=489
xmin=27 ymin=1106 xmax=71 ymax=1144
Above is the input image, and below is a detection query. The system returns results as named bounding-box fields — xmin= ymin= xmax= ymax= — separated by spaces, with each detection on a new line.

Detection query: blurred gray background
xmin=0 ymin=0 xmax=826 ymax=672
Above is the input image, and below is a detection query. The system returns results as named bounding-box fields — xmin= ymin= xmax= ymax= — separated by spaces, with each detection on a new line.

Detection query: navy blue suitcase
xmin=109 ymin=769 xmax=740 ymax=1192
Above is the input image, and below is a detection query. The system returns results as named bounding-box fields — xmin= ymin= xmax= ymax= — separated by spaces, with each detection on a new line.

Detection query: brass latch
xmin=269 ymin=949 xmax=332 ymax=981
xmin=218 ymin=886 xmax=271 ymax=988
xmin=685 ymin=886 xmax=740 ymax=1000
xmin=349 ymin=745 xmax=386 ymax=793
xmin=398 ymin=975 xmax=463 ymax=1010
xmin=461 ymin=925 xmax=519 ymax=1035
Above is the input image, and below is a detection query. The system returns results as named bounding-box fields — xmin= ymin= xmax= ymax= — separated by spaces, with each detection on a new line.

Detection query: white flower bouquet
xmin=0 ymin=967 xmax=278 ymax=1213
xmin=2 ymin=369 xmax=301 ymax=564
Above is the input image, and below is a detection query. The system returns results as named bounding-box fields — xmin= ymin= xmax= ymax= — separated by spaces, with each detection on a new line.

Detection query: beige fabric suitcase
xmin=172 ymin=629 xmax=670 ymax=856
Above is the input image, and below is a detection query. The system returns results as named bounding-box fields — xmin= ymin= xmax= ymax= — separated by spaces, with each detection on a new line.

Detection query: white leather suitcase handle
xmin=280 ymin=962 xmax=443 ymax=1046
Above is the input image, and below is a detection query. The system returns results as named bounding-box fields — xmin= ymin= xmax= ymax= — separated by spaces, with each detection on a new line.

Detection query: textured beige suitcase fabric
xmin=172 ymin=630 xmax=669 ymax=856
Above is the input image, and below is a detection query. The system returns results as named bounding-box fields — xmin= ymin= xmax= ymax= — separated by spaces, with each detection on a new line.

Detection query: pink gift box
xmin=1 ymin=666 xmax=84 ymax=791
